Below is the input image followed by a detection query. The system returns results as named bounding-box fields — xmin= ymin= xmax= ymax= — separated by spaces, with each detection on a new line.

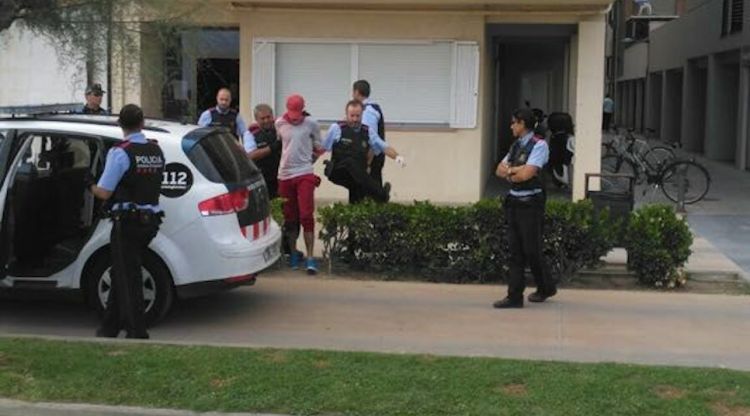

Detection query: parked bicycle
xmin=601 ymin=128 xmax=676 ymax=172
xmin=601 ymin=144 xmax=711 ymax=204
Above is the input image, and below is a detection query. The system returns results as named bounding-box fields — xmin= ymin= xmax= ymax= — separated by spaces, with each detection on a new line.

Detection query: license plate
xmin=263 ymin=242 xmax=280 ymax=263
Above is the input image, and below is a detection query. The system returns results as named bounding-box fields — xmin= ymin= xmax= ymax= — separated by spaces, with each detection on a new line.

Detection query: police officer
xmin=79 ymin=83 xmax=109 ymax=115
xmin=244 ymin=104 xmax=282 ymax=198
xmin=352 ymin=80 xmax=387 ymax=187
xmin=493 ymin=108 xmax=557 ymax=309
xmin=324 ymin=100 xmax=405 ymax=203
xmin=197 ymin=87 xmax=247 ymax=140
xmin=88 ymin=104 xmax=165 ymax=338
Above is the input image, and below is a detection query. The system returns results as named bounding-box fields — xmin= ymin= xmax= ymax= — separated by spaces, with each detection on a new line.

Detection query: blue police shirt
xmin=97 ymin=132 xmax=162 ymax=213
xmin=323 ymin=122 xmax=387 ymax=154
xmin=77 ymin=105 xmax=110 ymax=115
xmin=361 ymin=99 xmax=384 ymax=156
xmin=502 ymin=131 xmax=549 ymax=197
xmin=198 ymin=106 xmax=247 ymax=138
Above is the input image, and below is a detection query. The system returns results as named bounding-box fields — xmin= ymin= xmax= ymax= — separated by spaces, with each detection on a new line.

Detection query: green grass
xmin=1 ymin=338 xmax=749 ymax=416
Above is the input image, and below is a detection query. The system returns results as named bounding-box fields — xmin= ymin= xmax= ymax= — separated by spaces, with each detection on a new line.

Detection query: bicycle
xmin=601 ymin=148 xmax=711 ymax=204
xmin=602 ymin=128 xmax=676 ymax=171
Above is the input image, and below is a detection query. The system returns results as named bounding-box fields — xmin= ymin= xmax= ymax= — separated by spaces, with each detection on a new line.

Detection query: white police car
xmin=0 ymin=112 xmax=281 ymax=324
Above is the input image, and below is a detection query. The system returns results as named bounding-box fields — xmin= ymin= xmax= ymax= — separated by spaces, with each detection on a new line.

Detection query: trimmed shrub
xmin=624 ymin=204 xmax=692 ymax=288
xmin=318 ymin=198 xmax=616 ymax=284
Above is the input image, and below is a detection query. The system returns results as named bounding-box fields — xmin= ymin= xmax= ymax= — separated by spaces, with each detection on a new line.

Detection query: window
xmin=252 ymin=39 xmax=479 ymax=128
xmin=722 ymin=0 xmax=744 ymax=35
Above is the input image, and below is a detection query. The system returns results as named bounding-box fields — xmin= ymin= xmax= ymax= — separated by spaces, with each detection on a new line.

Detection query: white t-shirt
xmin=275 ymin=116 xmax=322 ymax=180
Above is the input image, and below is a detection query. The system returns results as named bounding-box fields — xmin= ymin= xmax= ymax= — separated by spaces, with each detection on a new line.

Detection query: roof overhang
xmin=229 ymin=0 xmax=613 ymax=14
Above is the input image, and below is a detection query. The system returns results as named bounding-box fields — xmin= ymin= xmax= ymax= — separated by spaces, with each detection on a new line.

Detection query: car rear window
xmin=184 ymin=129 xmax=259 ymax=184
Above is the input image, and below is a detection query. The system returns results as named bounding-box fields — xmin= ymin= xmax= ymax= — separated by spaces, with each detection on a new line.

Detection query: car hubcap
xmin=98 ymin=267 xmax=156 ymax=313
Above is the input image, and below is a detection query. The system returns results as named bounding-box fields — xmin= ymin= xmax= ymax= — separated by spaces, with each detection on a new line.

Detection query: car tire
xmin=84 ymin=249 xmax=174 ymax=327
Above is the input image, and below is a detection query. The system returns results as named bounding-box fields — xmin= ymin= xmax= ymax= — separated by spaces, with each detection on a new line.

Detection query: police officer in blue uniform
xmin=198 ymin=87 xmax=247 ymax=141
xmin=78 ymin=83 xmax=110 ymax=115
xmin=88 ymin=104 xmax=165 ymax=338
xmin=494 ymin=108 xmax=557 ymax=309
xmin=352 ymin=80 xmax=388 ymax=187
xmin=324 ymin=100 xmax=405 ymax=203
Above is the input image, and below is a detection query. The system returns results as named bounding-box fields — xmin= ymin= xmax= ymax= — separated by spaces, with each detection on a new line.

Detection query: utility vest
xmin=111 ymin=140 xmax=165 ymax=207
xmin=331 ymin=122 xmax=370 ymax=167
xmin=508 ymin=136 xmax=545 ymax=193
xmin=209 ymin=108 xmax=239 ymax=140
xmin=248 ymin=123 xmax=281 ymax=178
xmin=365 ymin=103 xmax=385 ymax=141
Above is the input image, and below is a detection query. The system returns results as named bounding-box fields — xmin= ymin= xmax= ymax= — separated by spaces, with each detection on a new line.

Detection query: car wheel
xmin=84 ymin=249 xmax=174 ymax=327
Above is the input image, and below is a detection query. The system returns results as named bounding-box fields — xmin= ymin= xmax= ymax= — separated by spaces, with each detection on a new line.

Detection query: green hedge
xmin=316 ymin=199 xmax=616 ymax=284
xmin=624 ymin=204 xmax=693 ymax=288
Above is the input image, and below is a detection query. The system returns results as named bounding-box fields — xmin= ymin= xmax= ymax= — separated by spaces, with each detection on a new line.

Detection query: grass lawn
xmin=0 ymin=338 xmax=749 ymax=416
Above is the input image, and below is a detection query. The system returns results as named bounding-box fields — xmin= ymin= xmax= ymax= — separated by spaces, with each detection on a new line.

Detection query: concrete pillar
xmin=706 ymin=54 xmax=739 ymax=162
xmin=240 ymin=17 xmax=253 ymax=127
xmin=572 ymin=15 xmax=606 ymax=201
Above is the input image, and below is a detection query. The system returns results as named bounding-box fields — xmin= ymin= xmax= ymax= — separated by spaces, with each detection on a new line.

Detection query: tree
xmin=0 ymin=0 xmax=205 ymax=109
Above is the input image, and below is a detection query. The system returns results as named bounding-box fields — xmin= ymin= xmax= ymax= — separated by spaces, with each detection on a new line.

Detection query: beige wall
xmin=239 ymin=11 xmax=486 ymax=203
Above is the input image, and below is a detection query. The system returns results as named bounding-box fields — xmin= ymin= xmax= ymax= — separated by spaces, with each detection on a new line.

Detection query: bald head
xmin=216 ymin=88 xmax=232 ymax=110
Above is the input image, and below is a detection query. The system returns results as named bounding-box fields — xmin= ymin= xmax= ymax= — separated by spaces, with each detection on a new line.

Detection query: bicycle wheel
xmin=642 ymin=146 xmax=675 ymax=171
xmin=660 ymin=160 xmax=711 ymax=204
xmin=601 ymin=155 xmax=637 ymax=191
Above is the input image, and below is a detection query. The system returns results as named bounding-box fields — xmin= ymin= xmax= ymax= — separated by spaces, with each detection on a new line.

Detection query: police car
xmin=0 ymin=110 xmax=282 ymax=325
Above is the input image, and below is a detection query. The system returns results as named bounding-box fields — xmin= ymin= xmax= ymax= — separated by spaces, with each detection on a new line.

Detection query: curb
xmin=0 ymin=399 xmax=287 ymax=416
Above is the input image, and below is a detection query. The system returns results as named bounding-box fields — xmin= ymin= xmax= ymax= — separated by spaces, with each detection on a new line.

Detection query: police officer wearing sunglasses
xmin=79 ymin=83 xmax=110 ymax=115
xmin=493 ymin=107 xmax=557 ymax=309
xmin=88 ymin=104 xmax=165 ymax=338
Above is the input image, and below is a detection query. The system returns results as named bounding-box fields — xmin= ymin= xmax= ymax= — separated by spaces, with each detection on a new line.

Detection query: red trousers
xmin=278 ymin=174 xmax=317 ymax=232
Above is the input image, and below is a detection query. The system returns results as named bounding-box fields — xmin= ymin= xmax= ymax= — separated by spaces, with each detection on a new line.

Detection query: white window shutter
xmin=450 ymin=42 xmax=479 ymax=129
xmin=251 ymin=40 xmax=275 ymax=110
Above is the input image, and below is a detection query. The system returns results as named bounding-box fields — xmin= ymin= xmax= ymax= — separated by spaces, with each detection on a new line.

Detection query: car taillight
xmin=198 ymin=188 xmax=249 ymax=216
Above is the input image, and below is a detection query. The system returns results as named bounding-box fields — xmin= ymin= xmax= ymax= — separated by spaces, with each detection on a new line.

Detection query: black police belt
xmin=109 ymin=207 xmax=164 ymax=224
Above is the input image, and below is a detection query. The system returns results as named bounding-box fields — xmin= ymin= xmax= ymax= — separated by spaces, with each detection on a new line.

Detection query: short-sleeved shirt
xmin=198 ymin=106 xmax=247 ymax=138
xmin=323 ymin=122 xmax=387 ymax=154
xmin=502 ymin=131 xmax=549 ymax=197
xmin=361 ymin=99 xmax=385 ymax=156
xmin=78 ymin=105 xmax=109 ymax=115
xmin=275 ymin=117 xmax=323 ymax=180
xmin=97 ymin=132 xmax=162 ymax=213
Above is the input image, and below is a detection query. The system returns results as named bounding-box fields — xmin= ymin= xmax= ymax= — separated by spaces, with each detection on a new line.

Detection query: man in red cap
xmin=276 ymin=94 xmax=325 ymax=275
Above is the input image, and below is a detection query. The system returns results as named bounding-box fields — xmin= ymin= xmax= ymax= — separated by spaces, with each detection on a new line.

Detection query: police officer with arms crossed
xmin=88 ymin=104 xmax=165 ymax=338
xmin=79 ymin=83 xmax=109 ymax=115
xmin=493 ymin=108 xmax=557 ymax=309
xmin=198 ymin=87 xmax=247 ymax=141
xmin=324 ymin=100 xmax=405 ymax=203
xmin=352 ymin=80 xmax=388 ymax=187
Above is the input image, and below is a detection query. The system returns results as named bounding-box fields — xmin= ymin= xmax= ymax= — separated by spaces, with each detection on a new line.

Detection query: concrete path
xmin=0 ymin=399 xmax=284 ymax=416
xmin=3 ymin=273 xmax=749 ymax=371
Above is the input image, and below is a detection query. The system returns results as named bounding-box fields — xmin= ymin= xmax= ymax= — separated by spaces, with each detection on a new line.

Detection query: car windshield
xmin=184 ymin=129 xmax=259 ymax=184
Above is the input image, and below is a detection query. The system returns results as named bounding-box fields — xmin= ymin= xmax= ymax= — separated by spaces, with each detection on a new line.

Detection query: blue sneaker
xmin=306 ymin=257 xmax=318 ymax=275
xmin=289 ymin=251 xmax=301 ymax=270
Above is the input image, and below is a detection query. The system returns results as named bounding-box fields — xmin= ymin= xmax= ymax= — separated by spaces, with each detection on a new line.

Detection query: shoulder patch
xmin=249 ymin=123 xmax=261 ymax=134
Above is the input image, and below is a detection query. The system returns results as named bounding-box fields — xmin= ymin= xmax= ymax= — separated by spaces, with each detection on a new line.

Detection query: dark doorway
xmin=196 ymin=58 xmax=240 ymax=118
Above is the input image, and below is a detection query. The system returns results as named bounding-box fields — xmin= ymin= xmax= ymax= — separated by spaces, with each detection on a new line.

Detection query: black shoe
xmin=492 ymin=297 xmax=523 ymax=309
xmin=382 ymin=182 xmax=391 ymax=203
xmin=528 ymin=287 xmax=557 ymax=303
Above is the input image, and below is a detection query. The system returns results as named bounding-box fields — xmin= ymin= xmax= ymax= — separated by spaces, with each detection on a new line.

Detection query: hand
xmin=395 ymin=155 xmax=407 ymax=168
xmin=84 ymin=171 xmax=97 ymax=189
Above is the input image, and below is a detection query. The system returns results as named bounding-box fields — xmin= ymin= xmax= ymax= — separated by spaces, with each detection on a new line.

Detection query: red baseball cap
xmin=285 ymin=94 xmax=305 ymax=123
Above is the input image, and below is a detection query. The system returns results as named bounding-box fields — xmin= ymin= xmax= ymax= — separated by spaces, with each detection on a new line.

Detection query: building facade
xmin=613 ymin=0 xmax=750 ymax=171
xmin=2 ymin=0 xmax=614 ymax=202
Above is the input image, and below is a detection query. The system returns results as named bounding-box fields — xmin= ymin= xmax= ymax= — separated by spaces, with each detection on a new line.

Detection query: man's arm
xmin=235 ymin=114 xmax=248 ymax=138
xmin=323 ymin=123 xmax=341 ymax=151
xmin=496 ymin=153 xmax=511 ymax=179
xmin=243 ymin=130 xmax=271 ymax=161
xmin=366 ymin=125 xmax=401 ymax=161
xmin=197 ymin=110 xmax=211 ymax=127
xmin=507 ymin=141 xmax=549 ymax=183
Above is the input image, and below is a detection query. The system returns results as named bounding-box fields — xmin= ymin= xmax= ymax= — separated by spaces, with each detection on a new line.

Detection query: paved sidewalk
xmin=0 ymin=399 xmax=284 ymax=416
